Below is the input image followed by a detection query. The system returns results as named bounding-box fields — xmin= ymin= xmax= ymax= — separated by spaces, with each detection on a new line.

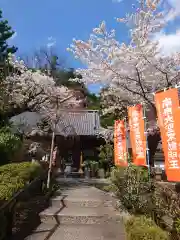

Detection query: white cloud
xmin=168 ymin=0 xmax=180 ymax=9
xmin=112 ymin=0 xmax=123 ymax=3
xmin=165 ymin=0 xmax=180 ymax=22
xmin=154 ymin=0 xmax=180 ymax=56
xmin=47 ymin=36 xmax=56 ymax=48
xmin=155 ymin=30 xmax=180 ymax=56
xmin=10 ymin=32 xmax=17 ymax=40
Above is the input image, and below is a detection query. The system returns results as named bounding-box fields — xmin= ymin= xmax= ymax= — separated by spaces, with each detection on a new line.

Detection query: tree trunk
xmin=47 ymin=131 xmax=55 ymax=188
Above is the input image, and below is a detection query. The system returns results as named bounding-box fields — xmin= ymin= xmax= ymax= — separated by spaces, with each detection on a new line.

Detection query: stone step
xmin=55 ymin=177 xmax=81 ymax=184
xmin=56 ymin=177 xmax=110 ymax=186
xmin=25 ymin=222 xmax=126 ymax=240
xmin=40 ymin=206 xmax=122 ymax=225
xmin=67 ymin=172 xmax=84 ymax=178
xmin=61 ymin=189 xmax=107 ymax=195
xmin=49 ymin=223 xmax=126 ymax=240
xmin=59 ymin=186 xmax=109 ymax=197
xmin=79 ymin=178 xmax=111 ymax=185
xmin=51 ymin=195 xmax=113 ymax=208
xmin=39 ymin=206 xmax=61 ymax=225
xmin=24 ymin=223 xmax=56 ymax=240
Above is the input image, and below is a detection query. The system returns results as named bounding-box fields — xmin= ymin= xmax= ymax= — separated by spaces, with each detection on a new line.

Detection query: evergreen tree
xmin=0 ymin=9 xmax=17 ymax=62
xmin=0 ymin=9 xmax=17 ymax=125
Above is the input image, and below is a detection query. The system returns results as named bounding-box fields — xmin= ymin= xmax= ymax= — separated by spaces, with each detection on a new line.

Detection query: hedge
xmin=110 ymin=165 xmax=180 ymax=238
xmin=0 ymin=162 xmax=43 ymax=201
xmin=125 ymin=215 xmax=169 ymax=240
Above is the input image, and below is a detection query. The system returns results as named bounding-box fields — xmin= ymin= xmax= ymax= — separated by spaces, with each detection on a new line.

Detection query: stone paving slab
xmin=60 ymin=192 xmax=107 ymax=199
xmin=51 ymin=195 xmax=107 ymax=208
xmin=52 ymin=195 xmax=104 ymax=202
xmin=55 ymin=178 xmax=80 ymax=184
xmin=79 ymin=178 xmax=111 ymax=184
xmin=40 ymin=206 xmax=60 ymax=216
xmin=56 ymin=178 xmax=110 ymax=186
xmin=60 ymin=186 xmax=108 ymax=197
xmin=25 ymin=223 xmax=56 ymax=240
xmin=49 ymin=224 xmax=126 ymax=240
xmin=27 ymin=181 xmax=126 ymax=239
xmin=58 ymin=206 xmax=109 ymax=216
xmin=40 ymin=205 xmax=122 ymax=225
xmin=40 ymin=206 xmax=60 ymax=224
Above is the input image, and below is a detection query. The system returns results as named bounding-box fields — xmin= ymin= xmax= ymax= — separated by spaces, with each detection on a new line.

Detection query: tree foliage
xmin=0 ymin=9 xmax=18 ymax=125
xmin=68 ymin=1 xmax=180 ymax=113
xmin=1 ymin=54 xmax=81 ymax=121
xmin=98 ymin=143 xmax=114 ymax=169
xmin=0 ymin=9 xmax=17 ymax=64
xmin=0 ymin=126 xmax=22 ymax=165
xmin=68 ymin=0 xmax=180 ymax=165
xmin=125 ymin=215 xmax=169 ymax=240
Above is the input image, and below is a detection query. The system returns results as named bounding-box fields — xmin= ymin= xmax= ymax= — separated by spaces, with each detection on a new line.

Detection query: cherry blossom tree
xmin=1 ymin=54 xmax=80 ymax=120
xmin=1 ymin=54 xmax=81 ymax=187
xmin=68 ymin=0 xmax=180 ymax=166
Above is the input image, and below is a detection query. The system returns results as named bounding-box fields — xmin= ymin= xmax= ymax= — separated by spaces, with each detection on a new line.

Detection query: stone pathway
xmin=26 ymin=179 xmax=126 ymax=240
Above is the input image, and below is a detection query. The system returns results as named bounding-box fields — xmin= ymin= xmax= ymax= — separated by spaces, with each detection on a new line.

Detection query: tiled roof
xmin=54 ymin=110 xmax=101 ymax=136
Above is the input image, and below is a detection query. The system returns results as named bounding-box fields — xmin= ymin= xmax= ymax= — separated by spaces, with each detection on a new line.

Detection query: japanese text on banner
xmin=128 ymin=104 xmax=147 ymax=166
xmin=162 ymin=97 xmax=179 ymax=169
xmin=114 ymin=120 xmax=128 ymax=167
xmin=132 ymin=110 xmax=145 ymax=158
xmin=155 ymin=88 xmax=180 ymax=182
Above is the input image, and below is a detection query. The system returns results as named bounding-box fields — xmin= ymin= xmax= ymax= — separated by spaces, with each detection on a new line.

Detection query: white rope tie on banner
xmin=124 ymin=116 xmax=129 ymax=164
xmin=141 ymin=102 xmax=150 ymax=176
xmin=175 ymin=84 xmax=180 ymax=88
xmin=174 ymin=84 xmax=180 ymax=108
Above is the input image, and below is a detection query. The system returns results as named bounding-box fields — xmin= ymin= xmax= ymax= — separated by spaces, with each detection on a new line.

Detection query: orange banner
xmin=114 ymin=120 xmax=128 ymax=167
xmin=155 ymin=88 xmax=180 ymax=182
xmin=128 ymin=104 xmax=147 ymax=166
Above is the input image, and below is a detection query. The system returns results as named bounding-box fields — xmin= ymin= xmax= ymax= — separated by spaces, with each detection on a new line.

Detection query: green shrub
xmin=98 ymin=143 xmax=114 ymax=170
xmin=0 ymin=127 xmax=22 ymax=165
xmin=152 ymin=183 xmax=180 ymax=238
xmin=125 ymin=215 xmax=169 ymax=240
xmin=0 ymin=162 xmax=43 ymax=240
xmin=89 ymin=161 xmax=99 ymax=172
xmin=0 ymin=162 xmax=43 ymax=201
xmin=102 ymin=184 xmax=118 ymax=192
xmin=175 ymin=218 xmax=180 ymax=234
xmin=110 ymin=164 xmax=154 ymax=214
xmin=110 ymin=166 xmax=126 ymax=192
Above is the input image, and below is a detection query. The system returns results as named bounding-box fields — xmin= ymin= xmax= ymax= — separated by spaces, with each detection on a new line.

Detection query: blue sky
xmin=0 ymin=0 xmax=180 ymax=93
xmin=0 ymin=0 xmax=131 ymax=68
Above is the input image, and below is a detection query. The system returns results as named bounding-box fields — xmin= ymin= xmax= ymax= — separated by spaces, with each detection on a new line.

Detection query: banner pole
xmin=124 ymin=116 xmax=129 ymax=164
xmin=114 ymin=120 xmax=117 ymax=167
xmin=142 ymin=103 xmax=150 ymax=178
